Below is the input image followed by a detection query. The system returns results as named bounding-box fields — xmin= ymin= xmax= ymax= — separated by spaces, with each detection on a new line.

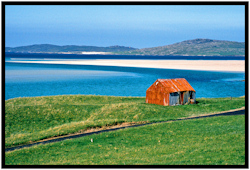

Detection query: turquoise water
xmin=5 ymin=56 xmax=245 ymax=100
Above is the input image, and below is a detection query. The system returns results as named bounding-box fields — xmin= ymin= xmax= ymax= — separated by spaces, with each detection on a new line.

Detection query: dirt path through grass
xmin=5 ymin=107 xmax=245 ymax=153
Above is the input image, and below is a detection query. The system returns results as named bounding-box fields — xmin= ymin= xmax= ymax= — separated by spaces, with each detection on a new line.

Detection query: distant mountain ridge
xmin=5 ymin=44 xmax=137 ymax=54
xmin=120 ymin=39 xmax=245 ymax=56
xmin=5 ymin=39 xmax=245 ymax=56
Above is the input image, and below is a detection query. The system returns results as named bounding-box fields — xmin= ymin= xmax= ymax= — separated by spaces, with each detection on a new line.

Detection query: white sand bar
xmin=8 ymin=59 xmax=245 ymax=72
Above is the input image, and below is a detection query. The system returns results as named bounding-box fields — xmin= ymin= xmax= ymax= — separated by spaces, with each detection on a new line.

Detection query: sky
xmin=5 ymin=5 xmax=245 ymax=48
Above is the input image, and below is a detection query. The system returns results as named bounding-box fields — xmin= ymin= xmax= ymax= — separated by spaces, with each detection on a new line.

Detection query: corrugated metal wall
xmin=146 ymin=86 xmax=169 ymax=106
xmin=168 ymin=91 xmax=196 ymax=106
xmin=183 ymin=91 xmax=190 ymax=104
xmin=169 ymin=92 xmax=180 ymax=106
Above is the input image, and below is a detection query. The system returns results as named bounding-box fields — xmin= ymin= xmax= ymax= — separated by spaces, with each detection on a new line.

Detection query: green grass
xmin=5 ymin=95 xmax=245 ymax=148
xmin=5 ymin=115 xmax=245 ymax=165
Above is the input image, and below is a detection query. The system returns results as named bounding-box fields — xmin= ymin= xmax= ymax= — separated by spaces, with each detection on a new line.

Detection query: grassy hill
xmin=5 ymin=44 xmax=137 ymax=54
xmin=5 ymin=95 xmax=245 ymax=148
xmin=118 ymin=39 xmax=245 ymax=56
xmin=5 ymin=115 xmax=245 ymax=165
xmin=5 ymin=95 xmax=245 ymax=165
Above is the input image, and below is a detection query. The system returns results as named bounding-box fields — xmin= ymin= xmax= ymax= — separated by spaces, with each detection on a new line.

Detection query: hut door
xmin=169 ymin=92 xmax=180 ymax=106
xmin=180 ymin=92 xmax=184 ymax=105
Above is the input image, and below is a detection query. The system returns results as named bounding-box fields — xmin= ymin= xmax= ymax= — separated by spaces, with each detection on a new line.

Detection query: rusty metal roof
xmin=148 ymin=78 xmax=195 ymax=93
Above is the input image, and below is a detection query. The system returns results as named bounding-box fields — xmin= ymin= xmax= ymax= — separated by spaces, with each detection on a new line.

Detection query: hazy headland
xmin=5 ymin=38 xmax=245 ymax=57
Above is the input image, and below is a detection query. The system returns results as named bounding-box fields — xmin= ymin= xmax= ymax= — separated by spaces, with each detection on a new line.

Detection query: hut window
xmin=171 ymin=92 xmax=179 ymax=96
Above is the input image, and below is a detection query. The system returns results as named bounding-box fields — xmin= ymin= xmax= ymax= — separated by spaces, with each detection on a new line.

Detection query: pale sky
xmin=5 ymin=5 xmax=245 ymax=48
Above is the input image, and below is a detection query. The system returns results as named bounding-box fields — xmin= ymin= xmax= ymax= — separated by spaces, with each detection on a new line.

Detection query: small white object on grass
xmin=91 ymin=138 xmax=93 ymax=142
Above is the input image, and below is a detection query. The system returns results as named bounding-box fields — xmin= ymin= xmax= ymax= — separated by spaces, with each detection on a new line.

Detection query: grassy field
xmin=5 ymin=95 xmax=245 ymax=148
xmin=5 ymin=114 xmax=245 ymax=165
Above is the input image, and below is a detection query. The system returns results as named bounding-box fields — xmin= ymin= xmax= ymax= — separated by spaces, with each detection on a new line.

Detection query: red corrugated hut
xmin=146 ymin=78 xmax=196 ymax=106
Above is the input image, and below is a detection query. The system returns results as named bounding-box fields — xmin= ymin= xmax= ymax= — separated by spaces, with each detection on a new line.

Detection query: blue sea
xmin=5 ymin=53 xmax=245 ymax=100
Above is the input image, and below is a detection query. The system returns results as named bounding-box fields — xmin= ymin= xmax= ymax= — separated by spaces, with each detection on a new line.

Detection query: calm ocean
xmin=5 ymin=53 xmax=245 ymax=100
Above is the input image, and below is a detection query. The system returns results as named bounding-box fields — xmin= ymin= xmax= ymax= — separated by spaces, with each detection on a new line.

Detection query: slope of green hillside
xmin=5 ymin=95 xmax=245 ymax=148
xmin=5 ymin=115 xmax=245 ymax=165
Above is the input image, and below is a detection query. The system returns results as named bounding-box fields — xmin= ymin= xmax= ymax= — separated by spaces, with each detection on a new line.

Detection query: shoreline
xmin=7 ymin=59 xmax=245 ymax=72
xmin=5 ymin=52 xmax=245 ymax=57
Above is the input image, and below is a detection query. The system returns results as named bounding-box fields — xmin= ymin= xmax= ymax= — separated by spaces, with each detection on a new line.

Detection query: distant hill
xmin=5 ymin=44 xmax=137 ymax=54
xmin=118 ymin=39 xmax=245 ymax=56
xmin=5 ymin=39 xmax=245 ymax=56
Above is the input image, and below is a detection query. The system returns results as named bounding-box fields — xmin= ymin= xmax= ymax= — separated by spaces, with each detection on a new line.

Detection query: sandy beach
xmin=8 ymin=59 xmax=245 ymax=72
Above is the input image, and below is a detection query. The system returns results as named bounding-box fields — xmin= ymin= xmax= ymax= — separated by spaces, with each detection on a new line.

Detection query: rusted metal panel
xmin=173 ymin=78 xmax=196 ymax=92
xmin=158 ymin=78 xmax=195 ymax=93
xmin=163 ymin=93 xmax=169 ymax=106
